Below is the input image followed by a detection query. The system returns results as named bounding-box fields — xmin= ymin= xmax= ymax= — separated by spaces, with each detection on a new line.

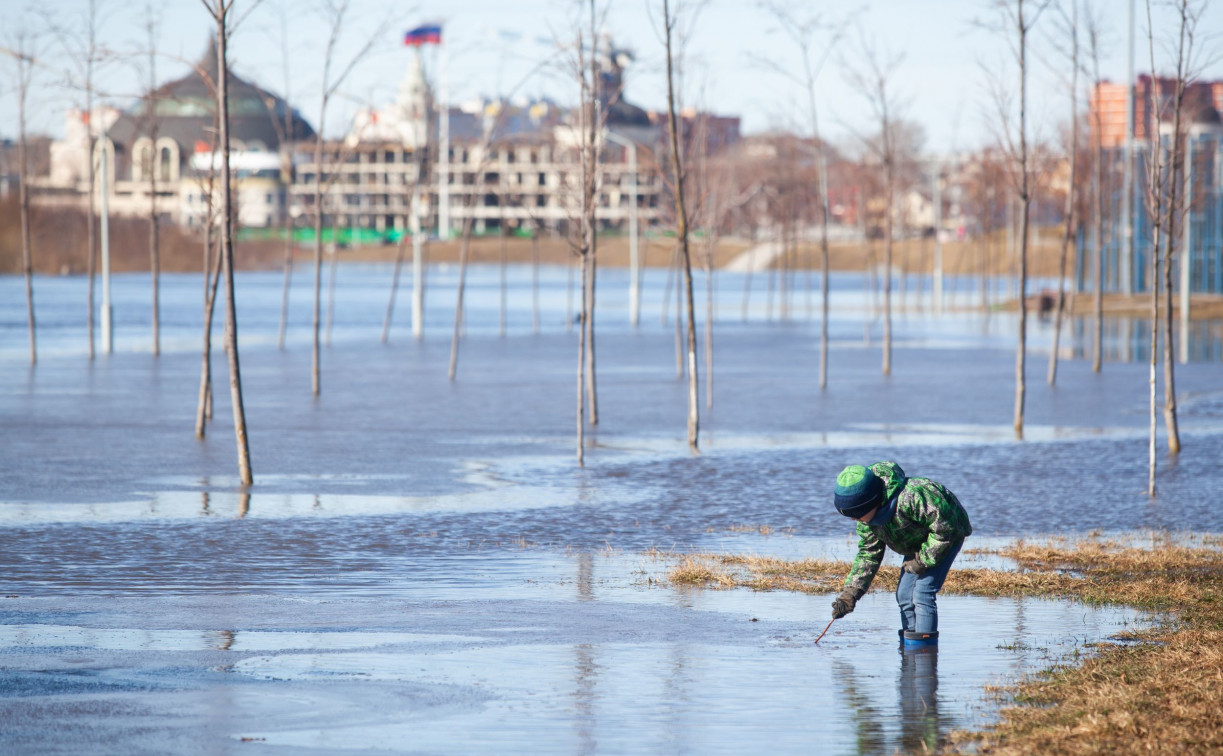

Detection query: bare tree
xmin=141 ymin=5 xmax=162 ymax=356
xmin=982 ymin=0 xmax=1048 ymax=437
xmin=187 ymin=61 xmax=223 ymax=438
xmin=199 ymin=0 xmax=256 ymax=486
xmin=1084 ymin=6 xmax=1106 ymax=373
xmin=309 ymin=0 xmax=382 ymax=395
xmin=661 ymin=0 xmax=701 ymax=452
xmin=269 ymin=2 xmax=296 ymax=351
xmin=2 ymin=18 xmax=46 ymax=365
xmin=845 ymin=35 xmax=906 ymax=376
xmin=1143 ymin=0 xmax=1165 ymax=495
xmin=48 ymin=0 xmax=108 ymax=359
xmin=1157 ymin=0 xmax=1204 ymax=456
xmin=1046 ymin=0 xmax=1081 ymax=386
xmin=446 ymin=54 xmax=555 ymax=383
xmin=755 ymin=3 xmax=843 ymax=387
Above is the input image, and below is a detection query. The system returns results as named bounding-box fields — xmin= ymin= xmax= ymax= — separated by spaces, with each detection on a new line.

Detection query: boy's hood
xmin=869 ymin=461 xmax=907 ymax=503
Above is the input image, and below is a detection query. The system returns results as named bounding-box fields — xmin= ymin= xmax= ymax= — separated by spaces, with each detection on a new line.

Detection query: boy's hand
xmin=902 ymin=558 xmax=927 ymax=576
xmin=831 ymin=591 xmax=856 ymax=619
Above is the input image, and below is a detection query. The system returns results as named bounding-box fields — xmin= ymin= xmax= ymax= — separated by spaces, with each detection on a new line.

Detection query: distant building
xmin=31 ymin=35 xmax=740 ymax=239
xmin=34 ymin=40 xmax=314 ymax=230
xmin=1086 ymin=75 xmax=1223 ymax=295
xmin=1090 ymin=75 xmax=1223 ymax=148
xmin=289 ymin=37 xmax=738 ymax=238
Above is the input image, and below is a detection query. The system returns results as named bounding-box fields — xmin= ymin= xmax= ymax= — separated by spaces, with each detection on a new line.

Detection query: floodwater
xmin=1 ymin=263 xmax=1219 ymax=754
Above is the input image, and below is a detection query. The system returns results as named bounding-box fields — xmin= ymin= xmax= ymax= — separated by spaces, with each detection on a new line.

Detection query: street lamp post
xmin=605 ymin=130 xmax=639 ymax=327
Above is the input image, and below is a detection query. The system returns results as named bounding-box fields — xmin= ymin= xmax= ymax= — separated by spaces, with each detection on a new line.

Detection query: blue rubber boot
xmin=902 ymin=630 xmax=939 ymax=648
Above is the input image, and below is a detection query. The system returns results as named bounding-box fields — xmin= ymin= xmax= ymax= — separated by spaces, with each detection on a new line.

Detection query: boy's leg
xmin=895 ymin=567 xmax=917 ymax=632
xmin=911 ymin=540 xmax=964 ymax=634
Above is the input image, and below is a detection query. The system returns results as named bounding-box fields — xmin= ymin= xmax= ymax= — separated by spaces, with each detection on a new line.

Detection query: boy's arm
xmin=912 ymin=486 xmax=969 ymax=568
xmin=844 ymin=524 xmax=886 ymax=599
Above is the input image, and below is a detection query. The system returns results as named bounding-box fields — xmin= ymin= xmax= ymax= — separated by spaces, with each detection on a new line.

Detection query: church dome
xmin=106 ymin=39 xmax=315 ymax=159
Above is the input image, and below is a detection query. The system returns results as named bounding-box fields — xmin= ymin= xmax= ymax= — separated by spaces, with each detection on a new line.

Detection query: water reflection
xmin=898 ymin=646 xmax=940 ymax=754
xmin=834 ymin=647 xmax=946 ymax=755
xmin=833 ymin=659 xmax=886 ymax=754
xmin=1070 ymin=316 xmax=1223 ymax=363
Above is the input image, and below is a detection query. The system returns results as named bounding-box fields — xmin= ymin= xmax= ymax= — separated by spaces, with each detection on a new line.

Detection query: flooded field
xmin=1 ymin=264 xmax=1220 ymax=753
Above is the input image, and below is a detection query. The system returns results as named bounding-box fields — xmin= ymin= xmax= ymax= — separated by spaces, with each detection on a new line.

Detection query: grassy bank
xmin=667 ymin=535 xmax=1223 ymax=755
xmin=2 ymin=198 xmax=1074 ymax=278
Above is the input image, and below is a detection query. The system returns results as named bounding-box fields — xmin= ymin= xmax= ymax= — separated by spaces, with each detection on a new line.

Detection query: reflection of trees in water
xmin=831 ymin=659 xmax=886 ymax=755
xmin=572 ymin=553 xmax=597 ymax=755
xmin=1072 ymin=317 xmax=1223 ymax=363
xmin=572 ymin=642 xmax=598 ymax=756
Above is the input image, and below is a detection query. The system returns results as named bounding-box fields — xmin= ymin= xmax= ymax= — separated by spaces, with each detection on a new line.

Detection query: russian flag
xmin=404 ymin=24 xmax=442 ymax=46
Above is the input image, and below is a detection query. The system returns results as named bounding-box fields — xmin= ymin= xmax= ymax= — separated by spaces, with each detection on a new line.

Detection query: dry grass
xmin=664 ymin=536 xmax=1223 ymax=755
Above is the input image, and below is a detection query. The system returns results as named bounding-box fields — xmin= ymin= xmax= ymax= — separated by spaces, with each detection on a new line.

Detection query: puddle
xmin=0 ymin=552 xmax=1143 ymax=754
xmin=0 ymin=626 xmax=481 ymax=653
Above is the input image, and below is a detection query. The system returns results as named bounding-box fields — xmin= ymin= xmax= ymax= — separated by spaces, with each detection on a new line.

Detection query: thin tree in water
xmin=141 ymin=5 xmax=162 ymax=357
xmin=981 ymin=0 xmax=1048 ymax=438
xmin=2 ymin=18 xmax=45 ymax=365
xmin=308 ymin=0 xmax=382 ymax=395
xmin=1158 ymin=0 xmax=1201 ymax=457
xmin=846 ymin=34 xmax=905 ymax=377
xmin=199 ymin=0 xmax=253 ymax=486
xmin=47 ymin=0 xmax=108 ymax=359
xmin=1046 ymin=0 xmax=1080 ymax=387
xmin=661 ymin=0 xmax=701 ymax=452
xmin=756 ymin=2 xmax=842 ymax=386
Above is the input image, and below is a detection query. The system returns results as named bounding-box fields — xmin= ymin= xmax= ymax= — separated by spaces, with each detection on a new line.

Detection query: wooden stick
xmin=813 ymin=618 xmax=836 ymax=645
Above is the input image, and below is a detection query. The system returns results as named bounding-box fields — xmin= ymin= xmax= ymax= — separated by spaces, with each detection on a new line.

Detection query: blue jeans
xmin=896 ymin=540 xmax=963 ymax=634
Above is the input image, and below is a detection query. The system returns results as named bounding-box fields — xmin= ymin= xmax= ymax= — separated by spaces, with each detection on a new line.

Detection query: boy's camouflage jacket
xmin=843 ymin=461 xmax=972 ymax=599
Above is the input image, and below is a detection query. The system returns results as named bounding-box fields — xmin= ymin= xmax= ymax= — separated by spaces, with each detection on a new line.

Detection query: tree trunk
xmin=325 ymin=231 xmax=339 ymax=346
xmin=499 ymin=197 xmax=508 ymax=338
xmin=663 ymin=0 xmax=699 ymax=452
xmin=566 ymin=253 xmax=575 ymax=332
xmin=149 ymin=142 xmax=160 ymax=358
xmin=1162 ymin=91 xmax=1184 ymax=455
xmin=1014 ymin=1 xmax=1029 ymax=438
xmin=216 ymin=10 xmax=253 ymax=485
xmin=1091 ymin=124 xmax=1104 ymax=372
xmin=584 ymin=207 xmax=598 ymax=425
xmin=195 ymin=233 xmax=223 ymax=439
xmin=704 ymin=237 xmax=714 ymax=409
xmin=531 ymin=227 xmax=540 ymax=334
xmin=87 ymin=84 xmax=96 ymax=360
xmin=447 ymin=221 xmax=473 ymax=381
xmin=674 ymin=244 xmax=683 ymax=378
xmin=576 ymin=249 xmax=587 ymax=466
xmin=312 ymin=116 xmax=325 ymax=395
xmin=883 ymin=160 xmax=893 ymax=376
xmin=817 ymin=136 xmax=831 ymax=390
xmin=1048 ymin=23 xmax=1078 ymax=387
xmin=382 ymin=225 xmax=408 ymax=343
xmin=584 ymin=0 xmax=599 ymax=427
xmin=196 ymin=122 xmax=219 ymax=433
xmin=18 ymin=87 xmax=35 ymax=365
xmin=277 ymin=210 xmax=293 ymax=349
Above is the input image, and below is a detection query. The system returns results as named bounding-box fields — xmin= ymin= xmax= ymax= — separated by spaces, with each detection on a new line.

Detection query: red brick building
xmin=1090 ymin=75 xmax=1223 ymax=147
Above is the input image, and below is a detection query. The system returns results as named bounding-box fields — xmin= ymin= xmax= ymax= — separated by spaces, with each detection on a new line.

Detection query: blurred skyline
xmin=3 ymin=0 xmax=1222 ymax=155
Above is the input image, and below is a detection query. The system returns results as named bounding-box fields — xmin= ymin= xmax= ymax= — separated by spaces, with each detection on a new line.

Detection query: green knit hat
xmin=834 ymin=465 xmax=885 ymax=518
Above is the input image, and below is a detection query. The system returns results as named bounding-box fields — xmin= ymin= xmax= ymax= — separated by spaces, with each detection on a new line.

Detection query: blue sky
xmin=5 ymin=0 xmax=1222 ymax=154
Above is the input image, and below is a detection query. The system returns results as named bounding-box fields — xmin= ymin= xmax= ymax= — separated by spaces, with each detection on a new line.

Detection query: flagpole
xmin=438 ymin=38 xmax=450 ymax=241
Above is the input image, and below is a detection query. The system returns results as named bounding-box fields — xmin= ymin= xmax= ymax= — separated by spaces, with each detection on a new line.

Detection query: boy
xmin=829 ymin=461 xmax=972 ymax=646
